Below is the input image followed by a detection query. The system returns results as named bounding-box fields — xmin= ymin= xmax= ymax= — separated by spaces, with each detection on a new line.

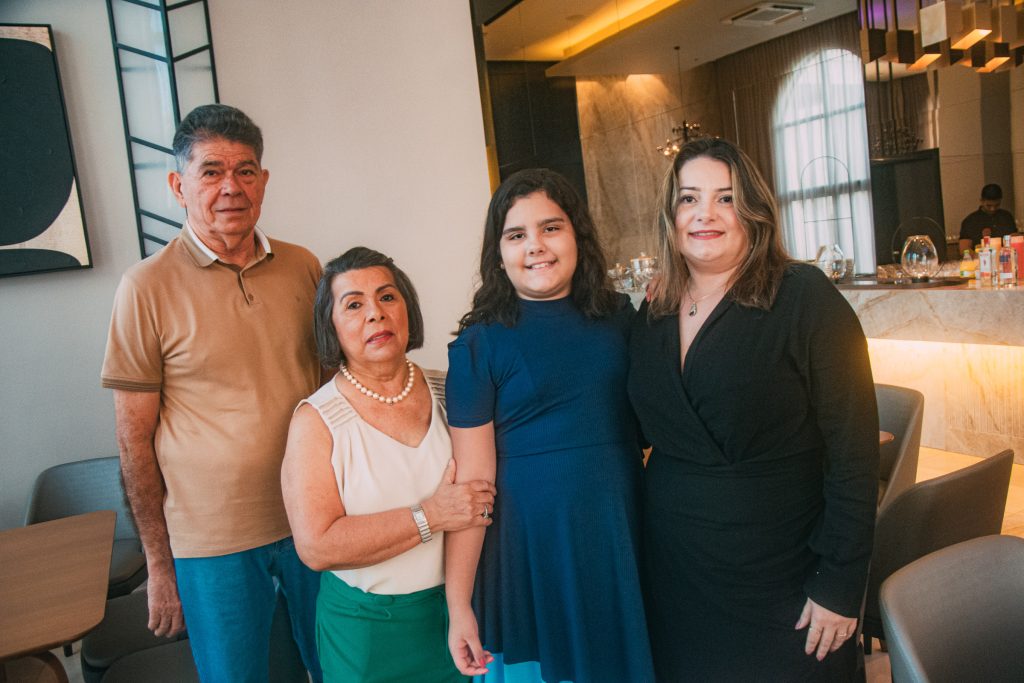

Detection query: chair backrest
xmin=880 ymin=535 xmax=1024 ymax=683
xmin=875 ymin=383 xmax=924 ymax=510
xmin=24 ymin=456 xmax=139 ymax=541
xmin=864 ymin=449 xmax=1014 ymax=625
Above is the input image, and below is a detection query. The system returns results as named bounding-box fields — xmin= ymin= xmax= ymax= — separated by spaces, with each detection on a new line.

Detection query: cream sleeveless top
xmin=300 ymin=368 xmax=451 ymax=594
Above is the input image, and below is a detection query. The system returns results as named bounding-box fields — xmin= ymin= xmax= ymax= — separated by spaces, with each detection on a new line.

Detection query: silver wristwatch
xmin=410 ymin=504 xmax=432 ymax=543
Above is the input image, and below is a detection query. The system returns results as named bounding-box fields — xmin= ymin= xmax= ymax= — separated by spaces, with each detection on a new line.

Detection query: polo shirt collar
xmin=182 ymin=221 xmax=272 ymax=267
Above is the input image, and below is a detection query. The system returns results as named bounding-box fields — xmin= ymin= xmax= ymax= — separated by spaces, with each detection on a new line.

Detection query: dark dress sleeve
xmin=446 ymin=325 xmax=497 ymax=429
xmin=795 ymin=267 xmax=879 ymax=616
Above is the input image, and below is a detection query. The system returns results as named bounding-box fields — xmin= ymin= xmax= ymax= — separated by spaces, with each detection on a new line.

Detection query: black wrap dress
xmin=628 ymin=264 xmax=879 ymax=682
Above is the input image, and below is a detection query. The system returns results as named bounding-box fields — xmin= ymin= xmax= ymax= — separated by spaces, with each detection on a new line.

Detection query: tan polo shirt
xmin=101 ymin=226 xmax=322 ymax=557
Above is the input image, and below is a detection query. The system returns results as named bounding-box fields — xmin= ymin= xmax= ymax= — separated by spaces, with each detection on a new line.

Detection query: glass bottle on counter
xmin=959 ymin=249 xmax=978 ymax=279
xmin=998 ymin=236 xmax=1017 ymax=288
xmin=1010 ymin=234 xmax=1024 ymax=284
xmin=977 ymin=238 xmax=994 ymax=286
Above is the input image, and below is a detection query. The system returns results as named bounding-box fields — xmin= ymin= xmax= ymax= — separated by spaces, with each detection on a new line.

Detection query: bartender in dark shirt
xmin=959 ymin=183 xmax=1017 ymax=252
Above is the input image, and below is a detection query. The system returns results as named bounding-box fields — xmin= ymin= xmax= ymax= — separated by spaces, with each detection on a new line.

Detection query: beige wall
xmin=0 ymin=0 xmax=490 ymax=529
xmin=1013 ymin=67 xmax=1024 ymax=226
xmin=576 ymin=66 xmax=722 ymax=264
xmin=937 ymin=67 xmax=1015 ymax=239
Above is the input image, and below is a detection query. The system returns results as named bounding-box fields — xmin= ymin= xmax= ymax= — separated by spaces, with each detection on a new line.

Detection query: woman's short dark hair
xmin=313 ymin=247 xmax=424 ymax=368
xmin=649 ymin=137 xmax=791 ymax=319
xmin=458 ymin=168 xmax=619 ymax=332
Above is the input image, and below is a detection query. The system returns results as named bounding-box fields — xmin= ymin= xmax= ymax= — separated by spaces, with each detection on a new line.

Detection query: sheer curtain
xmin=772 ymin=49 xmax=874 ymax=270
xmin=715 ymin=13 xmax=875 ymax=271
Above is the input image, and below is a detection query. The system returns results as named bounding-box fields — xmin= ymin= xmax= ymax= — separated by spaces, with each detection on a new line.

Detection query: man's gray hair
xmin=172 ymin=104 xmax=264 ymax=171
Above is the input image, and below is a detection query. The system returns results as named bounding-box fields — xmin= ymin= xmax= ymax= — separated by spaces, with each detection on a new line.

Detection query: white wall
xmin=0 ymin=0 xmax=490 ymax=529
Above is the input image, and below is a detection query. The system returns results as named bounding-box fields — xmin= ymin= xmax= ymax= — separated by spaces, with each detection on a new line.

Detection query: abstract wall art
xmin=0 ymin=24 xmax=92 ymax=278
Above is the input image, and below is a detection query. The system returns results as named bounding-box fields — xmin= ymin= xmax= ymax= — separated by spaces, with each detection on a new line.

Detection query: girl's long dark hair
xmin=458 ymin=168 xmax=619 ymax=332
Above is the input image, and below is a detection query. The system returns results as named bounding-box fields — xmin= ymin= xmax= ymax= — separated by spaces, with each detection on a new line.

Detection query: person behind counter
xmin=959 ymin=183 xmax=1017 ymax=252
xmin=629 ymin=137 xmax=879 ymax=681
xmin=281 ymin=247 xmax=496 ymax=682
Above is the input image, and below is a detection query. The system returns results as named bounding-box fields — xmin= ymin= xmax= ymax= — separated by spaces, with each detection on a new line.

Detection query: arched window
xmin=772 ymin=49 xmax=874 ymax=272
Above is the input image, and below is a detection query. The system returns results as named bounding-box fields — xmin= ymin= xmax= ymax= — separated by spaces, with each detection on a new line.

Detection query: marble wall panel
xmin=576 ymin=77 xmax=631 ymax=138
xmin=678 ymin=64 xmax=718 ymax=110
xmin=866 ymin=338 xmax=1024 ymax=464
xmin=582 ymin=124 xmax=645 ymax=261
xmin=576 ymin=64 xmax=721 ymax=264
xmin=623 ymin=72 xmax=681 ymax=125
xmin=867 ymin=339 xmax=949 ymax=450
xmin=842 ymin=288 xmax=1024 ymax=346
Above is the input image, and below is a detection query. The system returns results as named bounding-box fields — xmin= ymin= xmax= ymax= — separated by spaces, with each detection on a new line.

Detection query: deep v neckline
xmin=332 ymin=373 xmax=436 ymax=449
xmin=675 ymin=295 xmax=731 ymax=378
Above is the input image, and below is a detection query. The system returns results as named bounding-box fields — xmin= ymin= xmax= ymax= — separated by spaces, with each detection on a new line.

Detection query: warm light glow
xmin=976 ymin=55 xmax=1010 ymax=70
xmin=907 ymin=52 xmax=943 ymax=70
xmin=951 ymin=1 xmax=994 ymax=50
xmin=563 ymin=0 xmax=683 ymax=58
xmin=865 ymin=337 xmax=1024 ymax=450
xmin=951 ymin=27 xmax=992 ymax=49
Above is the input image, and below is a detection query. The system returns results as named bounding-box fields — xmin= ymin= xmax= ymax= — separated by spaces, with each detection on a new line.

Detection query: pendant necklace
xmin=340 ymin=358 xmax=416 ymax=405
xmin=685 ymin=282 xmax=725 ymax=317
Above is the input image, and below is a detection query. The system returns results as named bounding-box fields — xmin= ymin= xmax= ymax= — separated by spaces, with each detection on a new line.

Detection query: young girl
xmin=444 ymin=169 xmax=653 ymax=682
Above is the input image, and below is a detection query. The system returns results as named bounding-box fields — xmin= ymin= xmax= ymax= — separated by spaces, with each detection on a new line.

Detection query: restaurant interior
xmin=1 ymin=0 xmax=1022 ymax=681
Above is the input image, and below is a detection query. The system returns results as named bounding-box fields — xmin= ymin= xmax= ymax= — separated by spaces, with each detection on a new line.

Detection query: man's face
xmin=168 ymin=138 xmax=269 ymax=247
xmin=981 ymin=198 xmax=1001 ymax=215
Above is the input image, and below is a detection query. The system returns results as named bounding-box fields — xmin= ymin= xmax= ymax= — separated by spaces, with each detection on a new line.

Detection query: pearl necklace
xmin=685 ymin=282 xmax=726 ymax=317
xmin=340 ymin=359 xmax=416 ymax=405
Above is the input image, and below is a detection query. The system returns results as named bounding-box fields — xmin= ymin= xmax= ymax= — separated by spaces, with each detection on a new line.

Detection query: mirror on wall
xmin=473 ymin=0 xmax=1023 ymax=267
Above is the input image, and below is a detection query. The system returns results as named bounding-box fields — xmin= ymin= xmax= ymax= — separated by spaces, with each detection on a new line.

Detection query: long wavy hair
xmin=648 ymin=138 xmax=792 ymax=319
xmin=458 ymin=168 xmax=619 ymax=332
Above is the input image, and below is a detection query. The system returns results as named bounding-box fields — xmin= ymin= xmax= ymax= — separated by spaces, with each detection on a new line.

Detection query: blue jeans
xmin=174 ymin=537 xmax=322 ymax=683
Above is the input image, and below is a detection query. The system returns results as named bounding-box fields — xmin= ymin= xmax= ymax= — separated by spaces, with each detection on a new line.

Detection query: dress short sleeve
xmin=446 ymin=325 xmax=496 ymax=428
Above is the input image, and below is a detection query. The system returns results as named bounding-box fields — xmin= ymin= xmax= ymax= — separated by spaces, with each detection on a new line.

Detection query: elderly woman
xmin=629 ymin=138 xmax=878 ymax=681
xmin=282 ymin=247 xmax=496 ymax=682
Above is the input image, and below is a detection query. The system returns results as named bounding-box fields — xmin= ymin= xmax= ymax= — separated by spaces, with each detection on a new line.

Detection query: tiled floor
xmin=21 ymin=447 xmax=1021 ymax=683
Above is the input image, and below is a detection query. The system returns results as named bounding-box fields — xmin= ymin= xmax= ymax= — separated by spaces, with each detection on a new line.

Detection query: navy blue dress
xmin=447 ymin=296 xmax=653 ymax=683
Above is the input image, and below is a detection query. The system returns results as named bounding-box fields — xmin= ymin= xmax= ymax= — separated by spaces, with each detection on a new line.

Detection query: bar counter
xmin=838 ymin=280 xmax=1024 ymax=346
xmin=837 ymin=279 xmax=1023 ymax=463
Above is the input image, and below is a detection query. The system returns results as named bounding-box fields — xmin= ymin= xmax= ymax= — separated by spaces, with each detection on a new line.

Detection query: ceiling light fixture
xmin=655 ymin=46 xmax=704 ymax=157
xmin=950 ymin=0 xmax=992 ymax=50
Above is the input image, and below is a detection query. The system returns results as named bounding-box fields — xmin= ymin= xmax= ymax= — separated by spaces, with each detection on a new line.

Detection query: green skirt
xmin=316 ymin=572 xmax=467 ymax=683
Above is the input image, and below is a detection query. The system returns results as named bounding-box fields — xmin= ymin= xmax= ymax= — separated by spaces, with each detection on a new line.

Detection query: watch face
xmin=412 ymin=505 xmax=431 ymax=542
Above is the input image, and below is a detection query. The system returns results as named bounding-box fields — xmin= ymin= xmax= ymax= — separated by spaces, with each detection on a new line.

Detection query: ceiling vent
xmin=723 ymin=3 xmax=813 ymax=27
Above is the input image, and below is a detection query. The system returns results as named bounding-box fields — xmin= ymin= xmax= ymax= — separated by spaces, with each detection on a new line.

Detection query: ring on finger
xmin=481 ymin=504 xmax=490 ymax=519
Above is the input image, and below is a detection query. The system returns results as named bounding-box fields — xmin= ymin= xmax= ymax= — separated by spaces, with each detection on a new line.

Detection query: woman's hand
xmin=423 ymin=459 xmax=496 ymax=533
xmin=448 ymin=603 xmax=493 ymax=675
xmin=795 ymin=597 xmax=857 ymax=661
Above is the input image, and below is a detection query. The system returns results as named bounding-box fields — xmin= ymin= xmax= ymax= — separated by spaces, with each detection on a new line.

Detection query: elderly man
xmin=101 ymin=104 xmax=323 ymax=682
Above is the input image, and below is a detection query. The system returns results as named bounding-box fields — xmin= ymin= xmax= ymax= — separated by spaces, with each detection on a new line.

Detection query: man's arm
xmin=113 ymin=389 xmax=184 ymax=637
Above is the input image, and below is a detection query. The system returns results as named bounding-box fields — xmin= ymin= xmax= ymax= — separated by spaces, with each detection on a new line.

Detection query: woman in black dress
xmin=629 ymin=138 xmax=878 ymax=681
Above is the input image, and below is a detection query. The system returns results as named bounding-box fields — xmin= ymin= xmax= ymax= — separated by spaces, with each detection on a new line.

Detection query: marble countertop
xmin=839 ymin=282 xmax=1024 ymax=346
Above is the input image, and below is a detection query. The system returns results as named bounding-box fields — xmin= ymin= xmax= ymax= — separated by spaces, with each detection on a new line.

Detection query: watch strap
xmin=410 ymin=504 xmax=432 ymax=543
